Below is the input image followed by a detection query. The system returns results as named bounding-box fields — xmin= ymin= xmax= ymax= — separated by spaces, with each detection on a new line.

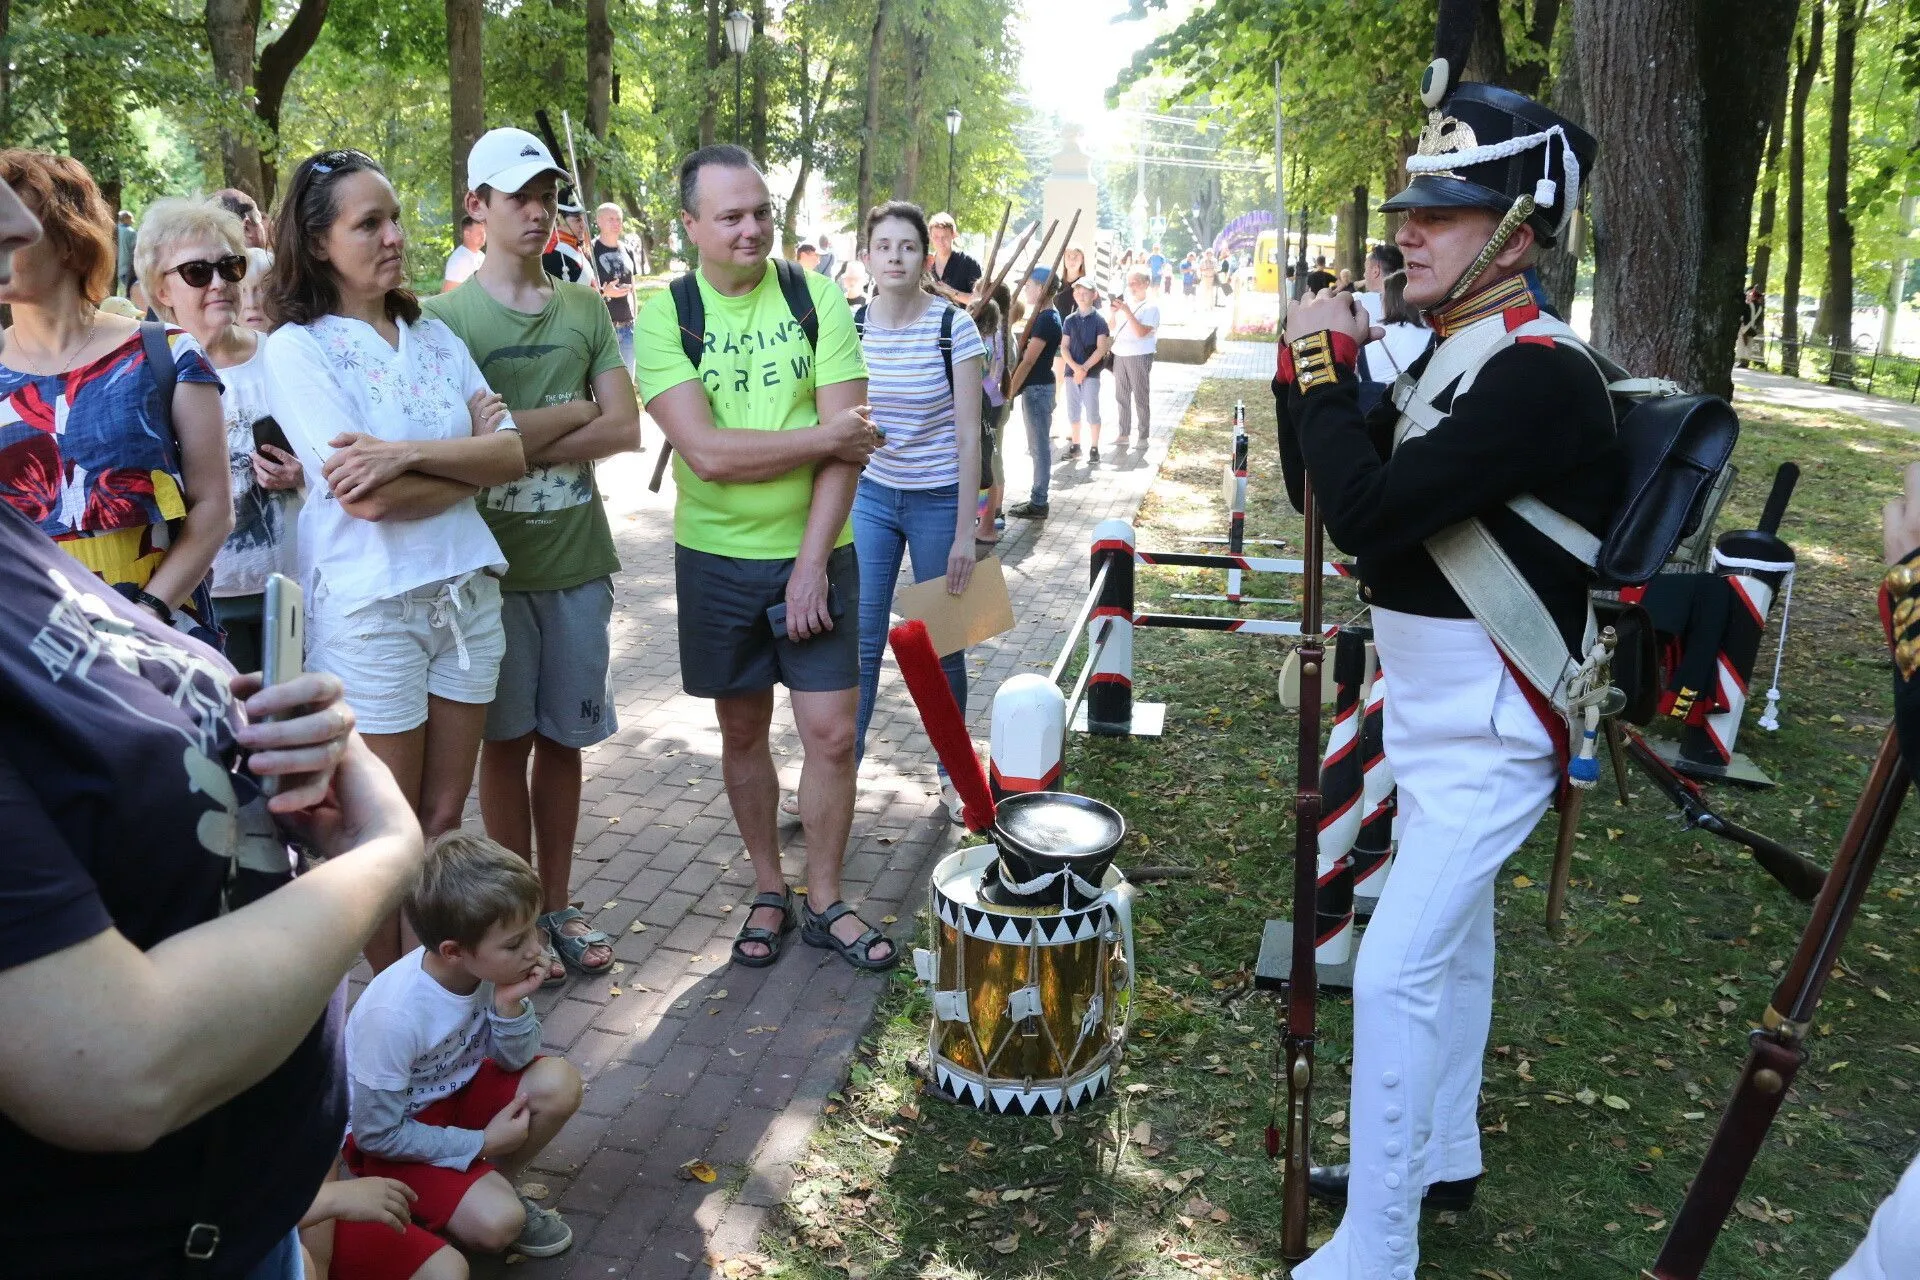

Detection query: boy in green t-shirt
xmin=634 ymin=145 xmax=896 ymax=973
xmin=421 ymin=127 xmax=642 ymax=985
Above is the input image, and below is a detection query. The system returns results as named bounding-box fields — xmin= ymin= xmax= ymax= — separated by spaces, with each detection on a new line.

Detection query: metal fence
xmin=1750 ymin=331 xmax=1920 ymax=401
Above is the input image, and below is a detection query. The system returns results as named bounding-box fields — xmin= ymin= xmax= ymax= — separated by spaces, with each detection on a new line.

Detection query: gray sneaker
xmin=512 ymin=1197 xmax=574 ymax=1258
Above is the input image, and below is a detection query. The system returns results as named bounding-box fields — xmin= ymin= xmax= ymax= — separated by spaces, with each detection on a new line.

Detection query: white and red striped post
xmin=989 ymin=674 xmax=1066 ymax=799
xmin=1223 ymin=401 xmax=1249 ymax=601
xmin=1087 ymin=519 xmax=1136 ymax=736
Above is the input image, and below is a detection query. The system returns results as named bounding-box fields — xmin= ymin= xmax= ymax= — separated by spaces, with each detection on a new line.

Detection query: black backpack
xmin=853 ymin=301 xmax=958 ymax=395
xmin=669 ymin=256 xmax=818 ymax=368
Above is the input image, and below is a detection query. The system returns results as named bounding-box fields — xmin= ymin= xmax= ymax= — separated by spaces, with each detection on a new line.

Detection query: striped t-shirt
xmin=859 ymin=300 xmax=986 ymax=490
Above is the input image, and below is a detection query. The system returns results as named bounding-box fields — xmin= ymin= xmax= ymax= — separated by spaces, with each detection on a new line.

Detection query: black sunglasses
xmin=164 ymin=254 xmax=249 ymax=288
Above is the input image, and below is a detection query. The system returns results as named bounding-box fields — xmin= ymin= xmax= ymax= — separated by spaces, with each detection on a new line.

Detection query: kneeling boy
xmin=345 ymin=833 xmax=585 ymax=1260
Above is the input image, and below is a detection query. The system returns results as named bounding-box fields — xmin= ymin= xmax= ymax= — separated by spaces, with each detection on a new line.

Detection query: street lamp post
xmin=725 ymin=10 xmax=752 ymax=146
xmin=944 ymin=106 xmax=962 ymax=214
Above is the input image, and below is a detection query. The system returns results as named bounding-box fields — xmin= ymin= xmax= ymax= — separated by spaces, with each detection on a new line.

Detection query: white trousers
xmin=1833 ymin=1154 xmax=1920 ymax=1279
xmin=1294 ymin=609 xmax=1559 ymax=1280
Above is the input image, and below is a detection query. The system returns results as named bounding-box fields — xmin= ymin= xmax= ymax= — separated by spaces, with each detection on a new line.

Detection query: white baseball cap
xmin=467 ymin=127 xmax=567 ymax=195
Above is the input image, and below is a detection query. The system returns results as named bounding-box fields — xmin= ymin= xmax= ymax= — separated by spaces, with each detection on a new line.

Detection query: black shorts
xmin=674 ymin=542 xmax=861 ymax=698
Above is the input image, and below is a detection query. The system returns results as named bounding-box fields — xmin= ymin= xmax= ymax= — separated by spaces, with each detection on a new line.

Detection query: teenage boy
xmin=423 ymin=127 xmax=642 ymax=984
xmin=1060 ymin=278 xmax=1111 ymax=462
xmin=928 ymin=212 xmax=982 ymax=307
xmin=1006 ymin=271 xmax=1063 ymax=518
xmin=344 ymin=833 xmax=585 ymax=1260
xmin=590 ymin=203 xmax=640 ymax=374
xmin=634 ymin=144 xmax=895 ymax=972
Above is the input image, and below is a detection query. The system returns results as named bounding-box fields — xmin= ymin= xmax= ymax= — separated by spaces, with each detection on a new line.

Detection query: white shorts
xmin=307 ymin=571 xmax=506 ymax=735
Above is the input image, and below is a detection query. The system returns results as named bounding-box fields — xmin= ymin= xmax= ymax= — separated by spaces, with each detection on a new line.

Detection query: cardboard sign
xmin=895 ymin=555 xmax=1016 ymax=656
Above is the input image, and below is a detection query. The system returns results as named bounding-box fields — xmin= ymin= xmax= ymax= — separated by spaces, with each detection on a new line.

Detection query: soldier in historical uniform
xmin=1272 ymin=51 xmax=1620 ymax=1280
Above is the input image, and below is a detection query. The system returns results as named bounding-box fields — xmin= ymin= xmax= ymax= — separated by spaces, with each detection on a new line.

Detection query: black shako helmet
xmin=1380 ymin=80 xmax=1597 ymax=249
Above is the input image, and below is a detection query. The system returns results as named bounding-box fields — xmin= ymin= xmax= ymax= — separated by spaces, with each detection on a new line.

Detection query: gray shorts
xmin=675 ymin=542 xmax=860 ymax=698
xmin=484 ymin=576 xmax=618 ymax=747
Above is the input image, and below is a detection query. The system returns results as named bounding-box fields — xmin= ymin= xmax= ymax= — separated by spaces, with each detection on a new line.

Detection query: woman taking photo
xmin=139 ymin=198 xmax=303 ymax=673
xmin=264 ymin=148 xmax=526 ymax=972
xmin=0 ymin=151 xmax=231 ymax=636
xmin=853 ymin=201 xmax=985 ymax=816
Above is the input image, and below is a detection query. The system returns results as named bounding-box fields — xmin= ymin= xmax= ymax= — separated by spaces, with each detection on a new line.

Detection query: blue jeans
xmin=1019 ymin=382 xmax=1057 ymax=506
xmin=614 ymin=321 xmax=635 ymax=375
xmin=240 ymin=1229 xmax=303 ymax=1280
xmin=853 ymin=477 xmax=967 ymax=764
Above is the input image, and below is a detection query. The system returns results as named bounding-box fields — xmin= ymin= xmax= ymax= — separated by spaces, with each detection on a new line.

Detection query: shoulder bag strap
xmin=669 ymin=273 xmax=704 ymax=369
xmin=773 ymin=258 xmax=819 ymax=350
xmin=939 ymin=304 xmax=956 ymax=395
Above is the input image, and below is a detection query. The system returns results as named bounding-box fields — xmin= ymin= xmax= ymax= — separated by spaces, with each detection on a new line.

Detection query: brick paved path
xmin=434 ymin=340 xmax=1276 ymax=1279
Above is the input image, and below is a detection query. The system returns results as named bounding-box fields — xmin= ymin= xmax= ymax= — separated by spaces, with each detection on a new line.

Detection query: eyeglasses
xmin=164 ymin=255 xmax=248 ymax=288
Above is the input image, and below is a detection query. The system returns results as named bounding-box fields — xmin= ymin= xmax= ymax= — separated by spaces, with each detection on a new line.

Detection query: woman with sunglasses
xmin=0 ymin=151 xmax=232 ymax=634
xmin=263 ymin=148 xmax=525 ymax=973
xmin=139 ymin=198 xmax=304 ymax=673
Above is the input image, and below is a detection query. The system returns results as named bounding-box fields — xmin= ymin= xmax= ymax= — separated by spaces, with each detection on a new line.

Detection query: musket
xmin=981 ymin=219 xmax=1040 ymax=307
xmin=1643 ymin=727 xmax=1908 ymax=1279
xmin=977 ymin=201 xmax=1013 ymax=292
xmin=1281 ymin=476 xmax=1327 ymax=1262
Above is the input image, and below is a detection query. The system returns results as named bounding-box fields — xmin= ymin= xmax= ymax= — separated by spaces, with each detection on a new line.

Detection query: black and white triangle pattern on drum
xmin=931 ymin=1060 xmax=1113 ymax=1116
xmin=935 ymin=895 xmax=1112 ymax=946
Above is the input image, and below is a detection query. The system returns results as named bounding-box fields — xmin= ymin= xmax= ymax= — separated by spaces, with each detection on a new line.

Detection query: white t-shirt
xmin=346 ymin=947 xmax=497 ymax=1113
xmin=264 ymin=315 xmax=509 ymax=617
xmin=210 ymin=340 xmax=302 ymax=597
xmin=444 ymin=243 xmax=484 ymax=286
xmin=1109 ymin=299 xmax=1161 ymax=358
xmin=1356 ymin=294 xmax=1433 ymax=380
xmin=859 ymin=300 xmax=986 ymax=491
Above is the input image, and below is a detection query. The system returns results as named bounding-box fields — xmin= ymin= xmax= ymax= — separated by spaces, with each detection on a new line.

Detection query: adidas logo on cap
xmin=520 ymin=145 xmax=540 ymax=157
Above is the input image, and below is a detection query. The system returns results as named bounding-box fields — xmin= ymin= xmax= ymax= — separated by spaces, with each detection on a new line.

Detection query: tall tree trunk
xmin=1509 ymin=0 xmax=1562 ymax=98
xmin=446 ymin=0 xmax=484 ymax=227
xmin=699 ymin=0 xmax=720 ymax=148
xmin=855 ymin=0 xmax=889 ymax=244
xmin=1578 ymin=0 xmax=1797 ymax=399
xmin=1816 ymin=0 xmax=1858 ymax=385
xmin=1782 ymin=2 xmax=1822 ymax=376
xmin=584 ymin=0 xmax=611 ymax=205
xmin=206 ymin=0 xmax=266 ymax=198
xmin=1749 ymin=74 xmax=1789 ymax=293
xmin=748 ymin=0 xmax=768 ymax=167
xmin=898 ymin=29 xmax=928 ymax=200
xmin=249 ymin=0 xmax=329 ymax=205
xmin=1537 ymin=13 xmax=1585 ymax=316
xmin=782 ymin=47 xmax=840 ymax=249
xmin=1341 ymin=185 xmax=1367 ymax=276
xmin=1466 ymin=0 xmax=1509 ymax=86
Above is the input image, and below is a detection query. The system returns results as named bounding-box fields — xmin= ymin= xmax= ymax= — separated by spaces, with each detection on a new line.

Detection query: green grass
xmin=746 ymin=381 xmax=1920 ymax=1280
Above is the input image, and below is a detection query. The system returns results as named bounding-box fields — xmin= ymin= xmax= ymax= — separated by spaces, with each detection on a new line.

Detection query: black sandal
xmin=730 ymin=889 xmax=795 ymax=968
xmin=801 ymin=899 xmax=900 ymax=971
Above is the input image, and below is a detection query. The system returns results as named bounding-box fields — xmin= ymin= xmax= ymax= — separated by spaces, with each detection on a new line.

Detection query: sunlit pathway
xmin=433 ymin=331 xmax=1271 ymax=1279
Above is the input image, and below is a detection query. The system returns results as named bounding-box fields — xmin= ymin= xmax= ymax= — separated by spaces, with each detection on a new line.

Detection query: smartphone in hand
xmin=765 ymin=583 xmax=845 ymax=637
xmin=259 ymin=573 xmax=304 ymax=796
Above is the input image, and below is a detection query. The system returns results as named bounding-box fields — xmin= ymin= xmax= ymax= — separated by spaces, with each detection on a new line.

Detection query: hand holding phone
xmin=257 ymin=573 xmax=305 ymax=796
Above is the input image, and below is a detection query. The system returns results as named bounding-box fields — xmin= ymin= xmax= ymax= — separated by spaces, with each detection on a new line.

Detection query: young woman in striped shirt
xmin=851 ymin=201 xmax=985 ymax=818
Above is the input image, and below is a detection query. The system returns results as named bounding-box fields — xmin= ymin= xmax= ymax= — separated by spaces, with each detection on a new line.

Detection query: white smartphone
xmin=259 ymin=573 xmax=304 ymax=795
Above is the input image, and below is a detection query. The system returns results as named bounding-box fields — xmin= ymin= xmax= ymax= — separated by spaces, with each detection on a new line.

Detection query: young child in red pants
xmin=340 ymin=833 xmax=584 ymax=1268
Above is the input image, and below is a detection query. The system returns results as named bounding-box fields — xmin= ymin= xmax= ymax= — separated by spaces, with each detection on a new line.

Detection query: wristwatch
xmin=113 ymin=582 xmax=175 ymax=625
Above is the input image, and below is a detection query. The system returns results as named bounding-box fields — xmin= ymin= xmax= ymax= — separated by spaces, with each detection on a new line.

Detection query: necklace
xmin=10 ymin=310 xmax=100 ymax=376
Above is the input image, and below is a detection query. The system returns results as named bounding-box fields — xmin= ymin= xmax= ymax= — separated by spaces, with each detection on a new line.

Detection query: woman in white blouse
xmin=263 ymin=149 xmax=526 ymax=972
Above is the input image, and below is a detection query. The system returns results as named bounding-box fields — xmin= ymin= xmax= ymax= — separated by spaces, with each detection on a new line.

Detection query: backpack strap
xmin=669 ymin=272 xmax=705 ymax=369
xmin=140 ymin=320 xmax=177 ymax=423
xmin=938 ymin=303 xmax=956 ymax=395
xmin=773 ymin=257 xmax=819 ymax=350
xmin=853 ymin=303 xmax=866 ymax=338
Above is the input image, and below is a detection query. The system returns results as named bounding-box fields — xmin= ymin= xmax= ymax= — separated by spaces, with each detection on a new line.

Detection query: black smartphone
xmin=766 ymin=583 xmax=845 ymax=636
xmin=252 ymin=413 xmax=294 ymax=459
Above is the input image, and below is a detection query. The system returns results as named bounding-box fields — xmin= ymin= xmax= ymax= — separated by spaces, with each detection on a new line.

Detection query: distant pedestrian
xmin=1061 ymin=278 xmax=1110 ymax=462
xmin=1306 ymin=253 xmax=1335 ymax=293
xmin=1052 ymin=245 xmax=1089 ymax=321
xmin=973 ymin=280 xmax=1013 ymax=543
xmin=797 ymin=241 xmax=821 ymax=272
xmin=444 ymin=214 xmax=485 ymax=290
xmin=816 ymin=232 xmax=838 ymax=278
xmin=1006 ymin=271 xmax=1062 ymax=519
xmin=212 ymin=187 xmax=270 ymax=250
xmin=839 ymin=256 xmax=870 ymax=304
xmin=239 ymin=246 xmax=274 ymax=332
xmin=1336 ymin=267 xmax=1355 ymax=294
xmin=589 ymin=202 xmax=640 ymax=374
xmin=928 ymin=211 xmax=982 ymax=306
xmin=1736 ymin=285 xmax=1765 ymax=369
xmin=1109 ymin=266 xmax=1159 ymax=450
xmin=1180 ymin=254 xmax=1197 ymax=297
xmin=114 ymin=208 xmax=136 ymax=295
xmin=541 ymin=193 xmax=591 ymax=285
xmin=1148 ymin=243 xmax=1167 ymax=290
